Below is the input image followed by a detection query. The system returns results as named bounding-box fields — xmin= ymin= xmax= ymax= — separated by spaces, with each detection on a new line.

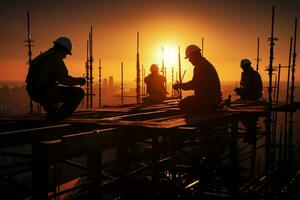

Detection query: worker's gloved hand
xmin=173 ymin=83 xmax=181 ymax=90
xmin=78 ymin=77 xmax=86 ymax=86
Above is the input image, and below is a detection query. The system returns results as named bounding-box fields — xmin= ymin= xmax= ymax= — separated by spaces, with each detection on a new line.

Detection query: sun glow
xmin=162 ymin=46 xmax=178 ymax=67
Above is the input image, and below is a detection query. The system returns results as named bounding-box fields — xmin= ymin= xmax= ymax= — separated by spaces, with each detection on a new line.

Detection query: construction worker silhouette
xmin=144 ymin=64 xmax=166 ymax=103
xmin=234 ymin=59 xmax=263 ymax=101
xmin=234 ymin=59 xmax=263 ymax=143
xmin=173 ymin=45 xmax=221 ymax=114
xmin=26 ymin=37 xmax=86 ymax=120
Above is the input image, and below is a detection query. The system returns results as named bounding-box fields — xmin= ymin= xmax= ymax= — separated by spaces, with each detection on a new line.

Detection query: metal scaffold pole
xmin=266 ymin=5 xmax=277 ymax=173
xmin=284 ymin=37 xmax=293 ymax=160
xmin=141 ymin=64 xmax=144 ymax=97
xmin=178 ymin=46 xmax=182 ymax=100
xmin=288 ymin=18 xmax=297 ymax=161
xmin=136 ymin=31 xmax=141 ymax=104
xmin=86 ymin=40 xmax=89 ymax=108
xmin=201 ymin=37 xmax=204 ymax=56
xmin=89 ymin=26 xmax=93 ymax=108
xmin=172 ymin=67 xmax=174 ymax=97
xmin=121 ymin=62 xmax=124 ymax=105
xmin=99 ymin=59 xmax=102 ymax=108
xmin=256 ymin=37 xmax=261 ymax=71
xmin=25 ymin=11 xmax=34 ymax=114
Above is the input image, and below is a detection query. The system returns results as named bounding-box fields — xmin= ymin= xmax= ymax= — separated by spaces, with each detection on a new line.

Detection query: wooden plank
xmin=96 ymin=112 xmax=237 ymax=129
xmin=0 ymin=124 xmax=71 ymax=135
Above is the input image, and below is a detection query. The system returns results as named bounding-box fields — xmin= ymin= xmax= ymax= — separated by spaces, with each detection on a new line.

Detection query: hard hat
xmin=150 ymin=64 xmax=159 ymax=73
xmin=185 ymin=45 xmax=201 ymax=59
xmin=240 ymin=59 xmax=251 ymax=67
xmin=53 ymin=37 xmax=72 ymax=55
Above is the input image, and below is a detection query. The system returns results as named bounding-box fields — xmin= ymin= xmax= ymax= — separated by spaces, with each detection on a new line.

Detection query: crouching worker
xmin=143 ymin=64 xmax=166 ymax=103
xmin=26 ymin=36 xmax=86 ymax=120
xmin=173 ymin=45 xmax=221 ymax=114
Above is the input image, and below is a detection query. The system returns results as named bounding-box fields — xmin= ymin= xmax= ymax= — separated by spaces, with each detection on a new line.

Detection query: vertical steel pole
xmin=178 ymin=46 xmax=182 ymax=100
xmin=256 ymin=37 xmax=260 ymax=71
xmin=89 ymin=26 xmax=93 ymax=108
xmin=266 ymin=5 xmax=276 ymax=173
xmin=288 ymin=18 xmax=297 ymax=160
xmin=121 ymin=62 xmax=124 ymax=105
xmin=26 ymin=11 xmax=34 ymax=114
xmin=201 ymin=37 xmax=204 ymax=56
xmin=99 ymin=59 xmax=102 ymax=108
xmin=86 ymin=40 xmax=89 ymax=108
xmin=136 ymin=32 xmax=141 ymax=104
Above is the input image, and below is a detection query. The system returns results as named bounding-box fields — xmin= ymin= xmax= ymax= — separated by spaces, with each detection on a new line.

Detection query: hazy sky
xmin=0 ymin=0 xmax=299 ymax=83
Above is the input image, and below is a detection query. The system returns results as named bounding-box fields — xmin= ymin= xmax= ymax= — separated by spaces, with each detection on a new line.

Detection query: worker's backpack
xmin=25 ymin=52 xmax=50 ymax=102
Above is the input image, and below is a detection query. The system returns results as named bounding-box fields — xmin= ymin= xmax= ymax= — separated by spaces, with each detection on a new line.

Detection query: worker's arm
xmin=56 ymin=58 xmax=85 ymax=86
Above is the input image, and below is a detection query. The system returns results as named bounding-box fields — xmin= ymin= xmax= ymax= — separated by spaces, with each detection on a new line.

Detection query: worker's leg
xmin=179 ymin=96 xmax=217 ymax=114
xmin=179 ymin=96 xmax=198 ymax=113
xmin=41 ymin=86 xmax=84 ymax=120
xmin=56 ymin=87 xmax=85 ymax=117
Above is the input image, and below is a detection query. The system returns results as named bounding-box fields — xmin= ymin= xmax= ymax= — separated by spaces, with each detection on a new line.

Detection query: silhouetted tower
xmin=121 ymin=62 xmax=124 ymax=105
xmin=25 ymin=11 xmax=34 ymax=113
xmin=98 ymin=59 xmax=102 ymax=108
xmin=109 ymin=76 xmax=114 ymax=89
xmin=103 ymin=78 xmax=108 ymax=89
xmin=89 ymin=26 xmax=94 ymax=108
xmin=136 ymin=31 xmax=141 ymax=103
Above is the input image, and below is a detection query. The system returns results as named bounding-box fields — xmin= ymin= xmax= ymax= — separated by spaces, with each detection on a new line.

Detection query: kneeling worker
xmin=26 ymin=36 xmax=86 ymax=120
xmin=173 ymin=45 xmax=221 ymax=114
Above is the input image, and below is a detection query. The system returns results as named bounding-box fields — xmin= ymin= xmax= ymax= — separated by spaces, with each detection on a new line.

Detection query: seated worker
xmin=26 ymin=36 xmax=86 ymax=120
xmin=234 ymin=59 xmax=263 ymax=101
xmin=173 ymin=45 xmax=222 ymax=114
xmin=143 ymin=64 xmax=166 ymax=103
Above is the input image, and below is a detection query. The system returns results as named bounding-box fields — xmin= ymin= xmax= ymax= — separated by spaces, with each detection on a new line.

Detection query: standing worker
xmin=234 ymin=59 xmax=263 ymax=101
xmin=144 ymin=64 xmax=166 ymax=103
xmin=173 ymin=45 xmax=221 ymax=114
xmin=26 ymin=36 xmax=86 ymax=120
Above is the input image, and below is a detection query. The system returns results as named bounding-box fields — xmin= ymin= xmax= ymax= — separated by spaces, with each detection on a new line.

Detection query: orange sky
xmin=0 ymin=0 xmax=299 ymax=84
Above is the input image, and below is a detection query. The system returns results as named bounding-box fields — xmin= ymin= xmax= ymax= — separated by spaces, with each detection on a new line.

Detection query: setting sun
xmin=162 ymin=46 xmax=178 ymax=67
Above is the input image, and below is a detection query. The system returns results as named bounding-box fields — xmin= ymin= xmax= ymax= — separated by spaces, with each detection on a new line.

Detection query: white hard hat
xmin=185 ymin=45 xmax=201 ymax=59
xmin=240 ymin=59 xmax=251 ymax=67
xmin=53 ymin=37 xmax=72 ymax=55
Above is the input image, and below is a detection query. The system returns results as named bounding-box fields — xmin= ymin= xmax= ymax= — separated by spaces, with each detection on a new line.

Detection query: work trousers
xmin=40 ymin=86 xmax=84 ymax=118
xmin=179 ymin=95 xmax=218 ymax=114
